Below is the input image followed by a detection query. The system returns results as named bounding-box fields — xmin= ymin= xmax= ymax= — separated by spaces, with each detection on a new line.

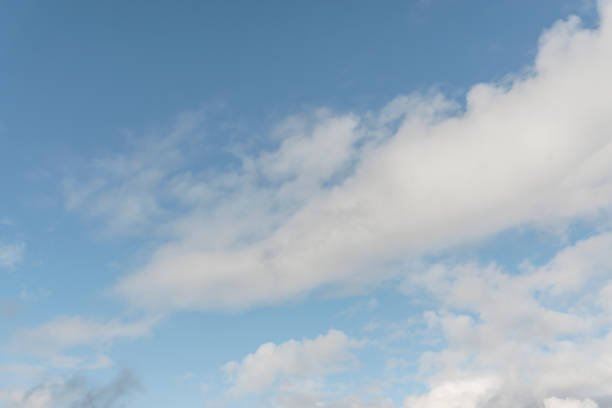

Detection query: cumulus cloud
xmin=1 ymin=370 xmax=140 ymax=408
xmin=77 ymin=0 xmax=612 ymax=312
xmin=399 ymin=232 xmax=612 ymax=406
xmin=0 ymin=242 xmax=24 ymax=268
xmin=403 ymin=377 xmax=501 ymax=408
xmin=222 ymin=329 xmax=360 ymax=394
xmin=220 ymin=330 xmax=396 ymax=407
xmin=11 ymin=315 xmax=159 ymax=368
xmin=402 ymin=379 xmax=601 ymax=408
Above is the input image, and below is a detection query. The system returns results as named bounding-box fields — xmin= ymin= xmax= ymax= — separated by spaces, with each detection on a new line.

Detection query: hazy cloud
xmin=2 ymin=370 xmax=140 ymax=408
xmin=11 ymin=315 xmax=160 ymax=369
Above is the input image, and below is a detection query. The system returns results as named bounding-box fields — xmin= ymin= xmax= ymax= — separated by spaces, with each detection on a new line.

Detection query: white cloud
xmin=52 ymin=2 xmax=612 ymax=406
xmin=544 ymin=397 xmax=599 ymax=408
xmin=59 ymin=10 xmax=612 ymax=405
xmin=400 ymin=232 xmax=612 ymax=406
xmin=222 ymin=329 xmax=360 ymax=394
xmin=403 ymin=377 xmax=501 ymax=408
xmin=221 ymin=329 xmax=395 ymax=407
xmin=0 ymin=242 xmax=24 ymax=268
xmin=276 ymin=391 xmax=397 ymax=408
xmin=11 ymin=315 xmax=159 ymax=368
xmin=403 ymin=234 xmax=612 ymax=346
xmin=93 ymin=0 xmax=612 ymax=311
xmin=402 ymin=379 xmax=602 ymax=408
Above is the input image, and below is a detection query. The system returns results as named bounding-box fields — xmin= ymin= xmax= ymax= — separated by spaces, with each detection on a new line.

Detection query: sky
xmin=2 ymin=0 xmax=612 ymax=407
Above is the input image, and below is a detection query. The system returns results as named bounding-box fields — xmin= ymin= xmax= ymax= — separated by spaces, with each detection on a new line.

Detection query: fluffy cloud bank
xmin=82 ymin=0 xmax=612 ymax=312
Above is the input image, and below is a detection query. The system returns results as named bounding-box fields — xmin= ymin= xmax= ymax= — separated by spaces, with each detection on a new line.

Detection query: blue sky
xmin=2 ymin=1 xmax=612 ymax=407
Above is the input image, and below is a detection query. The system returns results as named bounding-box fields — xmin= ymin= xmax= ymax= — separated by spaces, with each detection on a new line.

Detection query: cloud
xmin=85 ymin=0 xmax=612 ymax=312
xmin=403 ymin=233 xmax=612 ymax=344
xmin=403 ymin=377 xmax=501 ymax=408
xmin=275 ymin=391 xmax=397 ymax=408
xmin=0 ymin=242 xmax=24 ymax=268
xmin=0 ymin=364 xmax=45 ymax=378
xmin=52 ymin=2 xmax=612 ymax=406
xmin=0 ymin=217 xmax=14 ymax=226
xmin=11 ymin=315 xmax=159 ymax=368
xmin=64 ymin=110 xmax=204 ymax=234
xmin=220 ymin=329 xmax=396 ymax=407
xmin=402 ymin=379 xmax=601 ymax=408
xmin=222 ymin=329 xmax=360 ymax=394
xmin=399 ymin=232 xmax=612 ymax=406
xmin=1 ymin=369 xmax=140 ymax=408
xmin=544 ymin=397 xmax=599 ymax=408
